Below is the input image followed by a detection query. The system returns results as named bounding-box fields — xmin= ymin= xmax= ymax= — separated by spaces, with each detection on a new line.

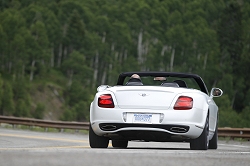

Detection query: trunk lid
xmin=110 ymin=86 xmax=180 ymax=110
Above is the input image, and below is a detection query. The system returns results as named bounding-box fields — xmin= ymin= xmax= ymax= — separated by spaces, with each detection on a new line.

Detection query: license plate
xmin=133 ymin=114 xmax=152 ymax=123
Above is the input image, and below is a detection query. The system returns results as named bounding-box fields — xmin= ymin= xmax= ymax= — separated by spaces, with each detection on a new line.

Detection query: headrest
xmin=161 ymin=82 xmax=179 ymax=87
xmin=126 ymin=82 xmax=143 ymax=86
xmin=174 ymin=80 xmax=187 ymax=88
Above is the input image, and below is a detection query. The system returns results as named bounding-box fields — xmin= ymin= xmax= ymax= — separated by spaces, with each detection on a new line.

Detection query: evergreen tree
xmin=1 ymin=82 xmax=15 ymax=115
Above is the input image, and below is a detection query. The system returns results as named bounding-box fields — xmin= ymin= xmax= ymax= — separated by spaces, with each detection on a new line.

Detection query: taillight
xmin=98 ymin=94 xmax=114 ymax=108
xmin=174 ymin=96 xmax=193 ymax=110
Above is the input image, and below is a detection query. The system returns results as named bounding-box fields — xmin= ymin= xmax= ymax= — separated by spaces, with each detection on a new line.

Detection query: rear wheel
xmin=112 ymin=140 xmax=128 ymax=148
xmin=190 ymin=117 xmax=209 ymax=150
xmin=209 ymin=124 xmax=218 ymax=149
xmin=89 ymin=125 xmax=109 ymax=148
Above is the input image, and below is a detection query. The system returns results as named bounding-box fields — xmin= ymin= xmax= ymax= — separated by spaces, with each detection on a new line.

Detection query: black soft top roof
xmin=117 ymin=71 xmax=209 ymax=94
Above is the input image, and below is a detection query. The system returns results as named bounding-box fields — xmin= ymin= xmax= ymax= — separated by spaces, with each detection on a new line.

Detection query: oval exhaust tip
xmin=100 ymin=125 xmax=117 ymax=131
xmin=170 ymin=127 xmax=187 ymax=133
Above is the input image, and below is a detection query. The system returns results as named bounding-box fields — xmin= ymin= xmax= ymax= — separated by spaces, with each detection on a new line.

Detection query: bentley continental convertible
xmin=89 ymin=72 xmax=223 ymax=150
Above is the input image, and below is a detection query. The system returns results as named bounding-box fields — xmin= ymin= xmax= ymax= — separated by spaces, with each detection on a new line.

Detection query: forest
xmin=0 ymin=0 xmax=250 ymax=127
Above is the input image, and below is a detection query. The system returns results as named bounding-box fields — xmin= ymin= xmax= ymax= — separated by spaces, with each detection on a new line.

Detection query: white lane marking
xmin=82 ymin=149 xmax=250 ymax=154
xmin=219 ymin=143 xmax=250 ymax=149
xmin=0 ymin=146 xmax=90 ymax=151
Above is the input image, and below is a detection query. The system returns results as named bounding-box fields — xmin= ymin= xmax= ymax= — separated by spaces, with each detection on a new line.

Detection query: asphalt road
xmin=0 ymin=128 xmax=250 ymax=166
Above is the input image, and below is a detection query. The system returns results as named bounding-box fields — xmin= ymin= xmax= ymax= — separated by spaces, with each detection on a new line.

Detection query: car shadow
xmin=110 ymin=147 xmax=190 ymax=150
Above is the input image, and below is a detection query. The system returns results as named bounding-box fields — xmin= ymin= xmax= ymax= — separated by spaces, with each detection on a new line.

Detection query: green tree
xmin=33 ymin=103 xmax=45 ymax=119
xmin=72 ymin=101 xmax=90 ymax=121
xmin=61 ymin=108 xmax=77 ymax=121
xmin=217 ymin=1 xmax=243 ymax=112
xmin=13 ymin=79 xmax=31 ymax=111
xmin=0 ymin=25 xmax=7 ymax=67
xmin=0 ymin=76 xmax=3 ymax=112
xmin=29 ymin=20 xmax=49 ymax=81
xmin=62 ymin=51 xmax=91 ymax=87
xmin=1 ymin=82 xmax=15 ymax=115
xmin=14 ymin=99 xmax=30 ymax=117
xmin=0 ymin=9 xmax=26 ymax=74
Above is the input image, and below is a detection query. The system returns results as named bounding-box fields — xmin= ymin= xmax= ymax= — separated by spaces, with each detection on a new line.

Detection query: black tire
xmin=112 ymin=140 xmax=128 ymax=148
xmin=89 ymin=125 xmax=109 ymax=148
xmin=209 ymin=124 xmax=218 ymax=149
xmin=190 ymin=117 xmax=209 ymax=150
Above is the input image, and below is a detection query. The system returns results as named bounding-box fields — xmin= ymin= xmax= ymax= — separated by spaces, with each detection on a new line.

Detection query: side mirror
xmin=210 ymin=88 xmax=223 ymax=98
xmin=97 ymin=85 xmax=110 ymax=92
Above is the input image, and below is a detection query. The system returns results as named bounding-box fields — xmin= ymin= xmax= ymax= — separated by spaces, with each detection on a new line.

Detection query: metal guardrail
xmin=218 ymin=128 xmax=250 ymax=139
xmin=0 ymin=116 xmax=250 ymax=139
xmin=0 ymin=116 xmax=89 ymax=131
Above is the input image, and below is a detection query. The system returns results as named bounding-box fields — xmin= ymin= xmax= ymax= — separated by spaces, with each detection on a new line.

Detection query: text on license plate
xmin=133 ymin=114 xmax=152 ymax=123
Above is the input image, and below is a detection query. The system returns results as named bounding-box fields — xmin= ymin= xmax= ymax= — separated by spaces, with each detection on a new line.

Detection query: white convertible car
xmin=89 ymin=72 xmax=223 ymax=150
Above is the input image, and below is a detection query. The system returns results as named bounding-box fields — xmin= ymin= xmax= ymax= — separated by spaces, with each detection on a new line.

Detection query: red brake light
xmin=98 ymin=94 xmax=114 ymax=108
xmin=174 ymin=96 xmax=193 ymax=110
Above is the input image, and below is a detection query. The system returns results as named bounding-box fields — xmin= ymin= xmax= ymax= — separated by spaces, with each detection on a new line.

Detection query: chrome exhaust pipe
xmin=100 ymin=125 xmax=117 ymax=131
xmin=170 ymin=127 xmax=187 ymax=133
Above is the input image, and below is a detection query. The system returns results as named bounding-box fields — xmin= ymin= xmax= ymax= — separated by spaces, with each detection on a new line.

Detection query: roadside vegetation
xmin=0 ymin=0 xmax=250 ymax=127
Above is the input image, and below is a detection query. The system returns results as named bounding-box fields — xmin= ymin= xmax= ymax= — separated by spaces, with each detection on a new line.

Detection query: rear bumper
xmin=90 ymin=104 xmax=207 ymax=140
xmin=99 ymin=123 xmax=189 ymax=133
xmin=98 ymin=123 xmax=191 ymax=142
xmin=91 ymin=121 xmax=204 ymax=141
